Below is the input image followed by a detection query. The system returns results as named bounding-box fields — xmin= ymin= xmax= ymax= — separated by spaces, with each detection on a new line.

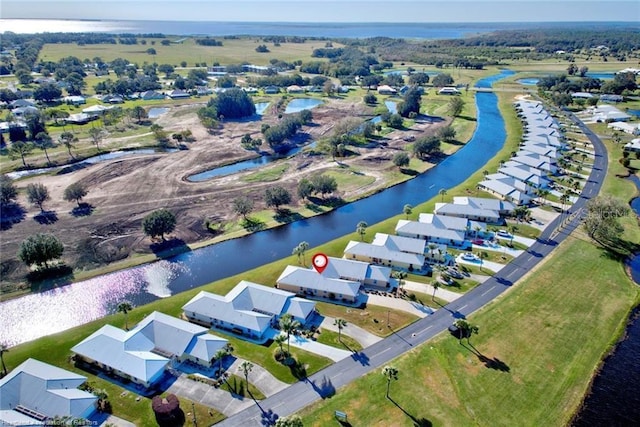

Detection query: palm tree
xmin=333 ymin=318 xmax=347 ymax=342
xmin=382 ymin=365 xmax=399 ymax=398
xmin=508 ymin=225 xmax=518 ymax=246
xmin=116 ymin=301 xmax=133 ymax=330
xmin=432 ymin=280 xmax=440 ymax=301
xmin=292 ymin=245 xmax=304 ymax=265
xmin=34 ymin=132 xmax=54 ymax=165
xmin=297 ymin=241 xmax=309 ymax=265
xmin=274 ymin=334 xmax=287 ymax=358
xmin=402 ymin=204 xmax=412 ymax=219
xmin=356 ymin=221 xmax=368 ymax=241
xmin=477 ymin=251 xmax=488 ymax=272
xmin=239 ymin=361 xmax=254 ymax=389
xmin=214 ymin=343 xmax=233 ymax=377
xmin=59 ymin=132 xmax=77 ymax=160
xmin=438 ymin=188 xmax=447 ymax=202
xmin=454 ymin=319 xmax=469 ymax=344
xmin=0 ymin=343 xmax=8 ymax=377
xmin=393 ymin=271 xmax=407 ymax=294
xmin=279 ymin=314 xmax=300 ymax=356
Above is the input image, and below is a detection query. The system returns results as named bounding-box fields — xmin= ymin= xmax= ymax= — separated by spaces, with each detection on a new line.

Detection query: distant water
xmin=1 ymin=19 xmax=637 ymax=38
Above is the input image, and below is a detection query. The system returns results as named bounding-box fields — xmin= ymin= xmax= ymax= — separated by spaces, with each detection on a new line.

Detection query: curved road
xmin=217 ymin=111 xmax=607 ymax=427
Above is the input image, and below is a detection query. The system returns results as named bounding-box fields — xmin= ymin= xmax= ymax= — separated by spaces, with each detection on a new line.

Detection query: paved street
xmin=217 ymin=111 xmax=607 ymax=427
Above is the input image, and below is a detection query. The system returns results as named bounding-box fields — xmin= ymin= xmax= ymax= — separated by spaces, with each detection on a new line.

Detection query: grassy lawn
xmin=299 ymin=236 xmax=640 ymax=427
xmin=314 ymin=302 xmax=419 ymax=337
xmin=219 ymin=374 xmax=267 ymax=400
xmin=314 ymin=328 xmax=363 ymax=353
xmin=242 ymin=163 xmax=290 ymax=182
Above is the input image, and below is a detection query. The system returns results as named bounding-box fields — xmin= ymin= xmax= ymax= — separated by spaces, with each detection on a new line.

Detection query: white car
xmin=497 ymin=230 xmax=512 ymax=238
xmin=461 ymin=253 xmax=477 ymax=261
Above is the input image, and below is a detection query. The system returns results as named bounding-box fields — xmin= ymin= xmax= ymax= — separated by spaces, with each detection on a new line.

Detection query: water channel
xmin=0 ymin=70 xmax=514 ymax=346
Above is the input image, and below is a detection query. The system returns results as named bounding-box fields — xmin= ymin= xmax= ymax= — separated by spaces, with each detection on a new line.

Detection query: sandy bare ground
xmin=0 ymin=98 xmax=448 ymax=286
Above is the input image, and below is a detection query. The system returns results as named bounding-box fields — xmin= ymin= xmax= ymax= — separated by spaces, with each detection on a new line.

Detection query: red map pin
xmin=312 ymin=253 xmax=329 ymax=274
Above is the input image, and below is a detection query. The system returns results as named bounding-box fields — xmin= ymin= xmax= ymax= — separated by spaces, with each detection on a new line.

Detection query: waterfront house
xmin=377 ymin=85 xmax=397 ymax=95
xmin=71 ymin=311 xmax=228 ymax=387
xmin=277 ymin=265 xmax=362 ymax=303
xmin=0 ymin=358 xmax=97 ymax=424
xmin=344 ymin=233 xmax=426 ymax=271
xmin=395 ymin=220 xmax=467 ymax=247
xmin=263 ymin=85 xmax=280 ymax=94
xmin=438 ymin=87 xmax=460 ymax=95
xmin=434 ymin=196 xmax=514 ymax=223
xmin=167 ymin=89 xmax=190 ymax=99
xmin=182 ymin=281 xmax=316 ymax=340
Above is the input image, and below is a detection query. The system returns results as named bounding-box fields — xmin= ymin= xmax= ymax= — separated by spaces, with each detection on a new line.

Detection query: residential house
xmin=71 ymin=311 xmax=228 ymax=387
xmin=434 ymin=196 xmax=514 ymax=223
xmin=11 ymin=106 xmax=39 ymax=118
xmin=276 ymin=265 xmax=362 ymax=303
xmin=9 ymin=99 xmax=35 ymax=109
xmin=438 ymin=87 xmax=460 ymax=95
xmin=182 ymin=281 xmax=316 ymax=340
xmin=510 ymin=153 xmax=557 ymax=174
xmin=498 ymin=165 xmax=551 ymax=189
xmin=167 ymin=89 xmax=190 ymax=99
xmin=344 ymin=233 xmax=426 ymax=272
xmin=418 ymin=213 xmax=487 ymax=238
xmin=609 ymin=122 xmax=640 ymax=136
xmin=286 ymin=85 xmax=304 ymax=93
xmin=377 ymin=85 xmax=397 ymax=95
xmin=395 ymin=220 xmax=467 ymax=247
xmin=263 ymin=85 xmax=280 ymax=94
xmin=139 ymin=90 xmax=166 ymax=101
xmin=624 ymin=139 xmax=640 ymax=153
xmin=63 ymin=95 xmax=87 ymax=105
xmin=478 ymin=177 xmax=533 ymax=206
xmin=0 ymin=358 xmax=97 ymax=424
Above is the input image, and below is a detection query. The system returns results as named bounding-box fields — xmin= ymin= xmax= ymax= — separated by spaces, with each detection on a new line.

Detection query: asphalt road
xmin=217 ymin=111 xmax=608 ymax=427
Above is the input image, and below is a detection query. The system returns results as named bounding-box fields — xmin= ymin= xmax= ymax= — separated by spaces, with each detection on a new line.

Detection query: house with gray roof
xmin=434 ymin=196 xmax=513 ymax=223
xmin=498 ymin=165 xmax=551 ymax=189
xmin=71 ymin=311 xmax=228 ymax=387
xmin=395 ymin=220 xmax=467 ymax=247
xmin=371 ymin=233 xmax=426 ymax=255
xmin=0 ymin=358 xmax=97 ymax=424
xmin=478 ymin=178 xmax=533 ymax=206
xmin=518 ymin=144 xmax=560 ymax=159
xmin=344 ymin=234 xmax=426 ymax=272
xmin=320 ymin=256 xmax=392 ymax=288
xmin=276 ymin=265 xmax=362 ymax=303
xmin=510 ymin=153 xmax=557 ymax=174
xmin=182 ymin=281 xmax=316 ymax=340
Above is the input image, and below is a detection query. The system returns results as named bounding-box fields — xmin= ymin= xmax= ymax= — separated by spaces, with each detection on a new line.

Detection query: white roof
xmin=82 ymin=104 xmax=112 ymax=113
xmin=418 ymin=213 xmax=470 ymax=231
xmin=499 ymin=166 xmax=551 ymax=186
xmin=434 ymin=203 xmax=501 ymax=221
xmin=395 ymin=220 xmax=466 ymax=242
xmin=183 ymin=281 xmax=314 ymax=334
xmin=371 ymin=233 xmax=426 ymax=255
xmin=454 ymin=196 xmax=515 ymax=213
xmin=344 ymin=241 xmax=425 ymax=266
xmin=277 ymin=265 xmax=361 ymax=299
xmin=0 ymin=359 xmax=97 ymax=422
xmin=479 ymin=179 xmax=532 ymax=204
xmin=284 ymin=297 xmax=317 ymax=320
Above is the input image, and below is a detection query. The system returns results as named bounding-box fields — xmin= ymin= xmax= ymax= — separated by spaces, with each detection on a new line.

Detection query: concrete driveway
xmin=320 ymin=315 xmax=382 ymax=348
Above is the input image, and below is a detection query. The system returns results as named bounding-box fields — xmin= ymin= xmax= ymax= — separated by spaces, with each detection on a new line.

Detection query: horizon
xmin=3 ymin=1 xmax=639 ymax=23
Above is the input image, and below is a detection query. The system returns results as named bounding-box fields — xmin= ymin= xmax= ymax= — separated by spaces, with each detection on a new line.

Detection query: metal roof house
xmin=344 ymin=234 xmax=426 ymax=272
xmin=182 ymin=281 xmax=316 ymax=340
xmin=395 ymin=220 xmax=467 ymax=247
xmin=0 ymin=358 xmax=97 ymax=424
xmin=434 ymin=196 xmax=513 ymax=223
xmin=71 ymin=311 xmax=228 ymax=388
xmin=276 ymin=265 xmax=362 ymax=303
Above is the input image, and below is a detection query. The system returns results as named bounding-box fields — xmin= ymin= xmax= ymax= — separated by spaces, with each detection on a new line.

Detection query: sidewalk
xmin=320 ymin=316 xmax=382 ymax=348
xmin=228 ymin=357 xmax=288 ymax=396
xmin=271 ymin=331 xmax=352 ymax=362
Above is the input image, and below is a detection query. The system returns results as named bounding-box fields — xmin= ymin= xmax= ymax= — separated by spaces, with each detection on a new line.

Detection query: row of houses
xmin=478 ymin=100 xmax=566 ymax=205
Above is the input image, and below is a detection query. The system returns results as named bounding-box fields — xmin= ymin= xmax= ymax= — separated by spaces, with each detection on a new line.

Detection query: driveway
xmin=229 ymin=357 xmax=288 ymax=396
xmin=271 ymin=331 xmax=352 ymax=362
xmin=320 ymin=315 xmax=382 ymax=347
xmin=455 ymin=254 xmax=506 ymax=272
xmin=402 ymin=279 xmax=462 ymax=302
xmin=366 ymin=293 xmax=434 ymax=318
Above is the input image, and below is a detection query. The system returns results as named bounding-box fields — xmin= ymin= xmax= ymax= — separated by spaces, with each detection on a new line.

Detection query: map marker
xmin=312 ymin=253 xmax=329 ymax=274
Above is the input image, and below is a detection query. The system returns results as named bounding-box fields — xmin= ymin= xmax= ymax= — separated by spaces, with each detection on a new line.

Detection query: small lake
xmin=517 ymin=78 xmax=539 ymax=86
xmin=186 ymin=142 xmax=316 ymax=182
xmin=255 ymin=102 xmax=270 ymax=115
xmin=516 ymin=72 xmax=616 ymax=87
xmin=627 ymin=109 xmax=640 ymax=119
xmin=7 ymin=148 xmax=177 ymax=180
xmin=148 ymin=107 xmax=169 ymax=118
xmin=284 ymin=98 xmax=323 ymax=114
xmin=385 ymin=100 xmax=398 ymax=114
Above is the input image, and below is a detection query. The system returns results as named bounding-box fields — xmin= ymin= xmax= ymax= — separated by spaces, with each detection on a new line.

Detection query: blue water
xmin=148 ymin=107 xmax=169 ymax=118
xmin=585 ymin=72 xmax=615 ymax=80
xmin=0 ymin=70 xmax=514 ymax=346
xmin=627 ymin=109 xmax=640 ymax=119
xmin=284 ymin=98 xmax=323 ymax=114
xmin=517 ymin=78 xmax=539 ymax=86
xmin=385 ymin=100 xmax=398 ymax=114
xmin=255 ymin=102 xmax=270 ymax=115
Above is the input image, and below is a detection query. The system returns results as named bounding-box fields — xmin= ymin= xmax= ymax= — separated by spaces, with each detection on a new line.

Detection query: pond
xmin=148 ymin=107 xmax=169 ymax=118
xmin=0 ymin=70 xmax=514 ymax=347
xmin=7 ymin=148 xmax=178 ymax=180
xmin=254 ymin=102 xmax=270 ymax=115
xmin=385 ymin=100 xmax=398 ymax=114
xmin=284 ymin=98 xmax=323 ymax=114
xmin=517 ymin=78 xmax=539 ymax=86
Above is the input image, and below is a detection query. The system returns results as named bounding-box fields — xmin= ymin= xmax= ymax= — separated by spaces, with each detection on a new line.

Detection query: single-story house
xmin=418 ymin=213 xmax=488 ymax=237
xmin=0 ymin=121 xmax=27 ymax=134
xmin=377 ymin=85 xmax=397 ymax=95
xmin=320 ymin=256 xmax=392 ymax=288
xmin=478 ymin=178 xmax=533 ymax=206
xmin=139 ymin=90 xmax=166 ymax=101
xmin=609 ymin=121 xmax=640 ymax=135
xmin=276 ymin=265 xmax=362 ymax=303
xmin=263 ymin=85 xmax=280 ymax=94
xmin=71 ymin=311 xmax=228 ymax=387
xmin=571 ymin=92 xmax=594 ymax=99
xmin=182 ymin=281 xmax=315 ymax=340
xmin=518 ymin=144 xmax=560 ymax=159
xmin=589 ymin=105 xmax=632 ymax=122
xmin=102 ymin=94 xmax=124 ymax=104
xmin=286 ymin=85 xmax=304 ymax=93
xmin=511 ymin=154 xmax=557 ymax=174
xmin=498 ymin=165 xmax=551 ymax=189
xmin=624 ymin=139 xmax=640 ymax=153
xmin=395 ymin=220 xmax=467 ymax=247
xmin=9 ymin=99 xmax=35 ymax=109
xmin=167 ymin=89 xmax=190 ymax=99
xmin=434 ymin=197 xmax=513 ymax=223
xmin=63 ymin=95 xmax=87 ymax=105
xmin=66 ymin=113 xmax=97 ymax=125
xmin=0 ymin=358 xmax=97 ymax=424
xmin=600 ymin=94 xmax=623 ymax=103
xmin=438 ymin=87 xmax=460 ymax=95
xmin=12 ymin=106 xmax=39 ymax=118
xmin=82 ymin=104 xmax=113 ymax=115
xmin=344 ymin=234 xmax=426 ymax=271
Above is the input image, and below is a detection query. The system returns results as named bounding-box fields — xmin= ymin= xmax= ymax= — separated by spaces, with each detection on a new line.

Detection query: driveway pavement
xmin=167 ymin=374 xmax=254 ymax=416
xmin=455 ymin=254 xmax=506 ymax=272
xmin=229 ymin=357 xmax=289 ymax=396
xmin=366 ymin=293 xmax=434 ymax=318
xmin=320 ymin=316 xmax=382 ymax=347
xmin=402 ymin=279 xmax=462 ymax=302
xmin=272 ymin=331 xmax=352 ymax=362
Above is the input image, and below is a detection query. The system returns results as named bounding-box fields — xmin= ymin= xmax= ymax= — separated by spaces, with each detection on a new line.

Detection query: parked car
xmin=472 ymin=239 xmax=484 ymax=245
xmin=497 ymin=230 xmax=512 ymax=238
xmin=461 ymin=253 xmax=478 ymax=261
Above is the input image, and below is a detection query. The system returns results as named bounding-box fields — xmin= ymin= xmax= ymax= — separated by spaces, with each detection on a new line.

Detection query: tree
xmin=279 ymin=313 xmax=300 ymax=356
xmin=393 ymin=271 xmax=407 ymax=296
xmin=447 ymin=97 xmax=465 ymax=117
xmin=142 ymin=209 xmax=176 ymax=241
xmin=393 ymin=152 xmax=410 ymax=169
xmin=437 ymin=125 xmax=457 ymax=142
xmin=59 ymin=132 xmax=77 ymax=159
xmin=0 ymin=343 xmax=8 ymax=377
xmin=297 ymin=178 xmax=314 ymax=201
xmin=583 ymin=195 xmax=629 ymax=244
xmin=63 ymin=182 xmax=88 ymax=206
xmin=432 ymin=73 xmax=454 ymax=87
xmin=117 ymin=301 xmax=133 ymax=330
xmin=26 ymin=183 xmax=50 ymax=212
xmin=265 ymin=186 xmax=291 ymax=212
xmin=34 ymin=132 xmax=54 ymax=165
xmin=88 ymin=127 xmax=106 ymax=151
xmin=333 ymin=318 xmax=347 ymax=342
xmin=275 ymin=415 xmax=304 ymax=427
xmin=9 ymin=141 xmax=34 ymax=167
xmin=454 ymin=319 xmax=479 ymax=345
xmin=25 ymin=112 xmax=47 ymax=141
xmin=0 ymin=175 xmax=18 ymax=205
xmin=274 ymin=334 xmax=288 ymax=358
xmin=17 ymin=233 xmax=64 ymax=269
xmin=477 ymin=251 xmax=488 ymax=271
xmin=34 ymin=83 xmax=62 ymax=102
xmin=382 ymin=365 xmax=399 ymax=398
xmin=295 ymin=241 xmax=309 ymax=265
xmin=432 ymin=280 xmax=440 ymax=301
xmin=356 ymin=220 xmax=368 ymax=241
xmin=233 ymin=196 xmax=254 ymax=220
xmin=239 ymin=360 xmax=254 ymax=389
xmin=439 ymin=188 xmax=447 ymax=202
xmin=412 ymin=136 xmax=441 ymax=159
xmin=397 ymin=86 xmax=422 ymax=117
xmin=310 ymin=174 xmax=338 ymax=199
xmin=130 ymin=105 xmax=147 ymax=123
xmin=403 ymin=204 xmax=412 ymax=219
xmin=146 ymin=48 xmax=157 ymax=55
xmin=214 ymin=343 xmax=233 ymax=377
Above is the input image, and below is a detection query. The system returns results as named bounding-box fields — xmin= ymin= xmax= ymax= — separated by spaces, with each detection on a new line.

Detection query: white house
xmin=377 ymin=85 xmax=397 ymax=95
xmin=71 ymin=311 xmax=228 ymax=387
xmin=395 ymin=220 xmax=467 ymax=247
xmin=434 ymin=197 xmax=513 ymax=223
xmin=344 ymin=233 xmax=426 ymax=272
xmin=478 ymin=178 xmax=533 ymax=206
xmin=438 ymin=87 xmax=460 ymax=95
xmin=276 ymin=265 xmax=362 ymax=303
xmin=182 ymin=281 xmax=315 ymax=340
xmin=0 ymin=358 xmax=97 ymax=424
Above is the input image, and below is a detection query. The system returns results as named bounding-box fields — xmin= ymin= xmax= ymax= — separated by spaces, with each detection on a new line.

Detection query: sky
xmin=2 ymin=0 xmax=639 ymax=23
